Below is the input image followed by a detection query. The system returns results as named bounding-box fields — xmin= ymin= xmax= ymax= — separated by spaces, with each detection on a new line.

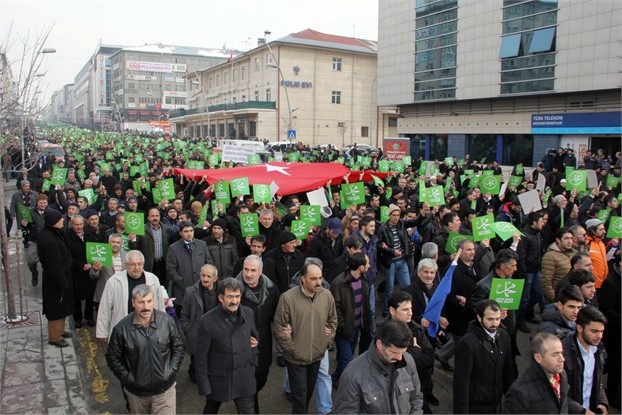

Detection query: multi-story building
xmin=0 ymin=51 xmax=18 ymax=130
xmin=170 ymin=29 xmax=397 ymax=147
xmin=378 ymin=0 xmax=621 ymax=166
xmin=109 ymin=44 xmax=232 ymax=132
xmin=49 ymin=84 xmax=75 ymax=124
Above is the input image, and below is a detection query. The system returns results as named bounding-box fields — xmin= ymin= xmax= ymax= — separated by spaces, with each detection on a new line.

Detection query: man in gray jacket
xmin=334 ymin=319 xmax=424 ymax=414
xmin=166 ymin=221 xmax=213 ymax=316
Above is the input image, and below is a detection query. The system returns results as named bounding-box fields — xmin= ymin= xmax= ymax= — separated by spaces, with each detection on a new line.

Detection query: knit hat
xmin=279 ymin=231 xmax=297 ymax=245
xmin=585 ymin=219 xmax=603 ymax=229
xmin=388 ymin=204 xmax=401 ymax=216
xmin=43 ymin=209 xmax=63 ymax=227
xmin=211 ymin=218 xmax=227 ymax=230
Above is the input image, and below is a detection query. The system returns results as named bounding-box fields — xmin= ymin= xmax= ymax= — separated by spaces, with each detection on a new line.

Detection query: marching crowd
xmin=3 ymin=126 xmax=621 ymax=414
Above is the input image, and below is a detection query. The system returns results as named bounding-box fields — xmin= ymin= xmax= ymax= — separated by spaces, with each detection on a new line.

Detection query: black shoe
xmin=516 ymin=322 xmax=531 ymax=333
xmin=49 ymin=339 xmax=69 ymax=348
xmin=74 ymin=321 xmax=83 ymax=329
xmin=427 ymin=394 xmax=440 ymax=406
xmin=277 ymin=356 xmax=287 ymax=367
xmin=527 ymin=316 xmax=541 ymax=324
xmin=62 ymin=332 xmax=73 ymax=338
xmin=87 ymin=319 xmax=95 ymax=327
xmin=436 ymin=355 xmax=453 ymax=372
xmin=31 ymin=276 xmax=38 ymax=287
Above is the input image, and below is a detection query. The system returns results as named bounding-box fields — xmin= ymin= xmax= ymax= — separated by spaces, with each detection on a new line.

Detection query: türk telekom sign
xmin=531 ymin=112 xmax=621 ymax=134
xmin=383 ymin=137 xmax=410 ymax=160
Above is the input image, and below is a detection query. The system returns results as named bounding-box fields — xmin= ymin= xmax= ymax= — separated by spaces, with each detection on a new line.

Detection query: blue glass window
xmin=500 ymin=34 xmax=522 ymax=58
xmin=528 ymin=27 xmax=556 ymax=53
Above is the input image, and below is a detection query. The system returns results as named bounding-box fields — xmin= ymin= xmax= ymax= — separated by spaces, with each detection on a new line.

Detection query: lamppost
xmin=191 ymin=71 xmax=210 ymax=138
xmin=264 ymin=30 xmax=293 ymax=142
xmin=370 ymin=75 xmax=377 ymax=147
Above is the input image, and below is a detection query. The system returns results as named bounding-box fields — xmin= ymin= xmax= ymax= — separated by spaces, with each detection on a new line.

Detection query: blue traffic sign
xmin=287 ymin=129 xmax=296 ymax=141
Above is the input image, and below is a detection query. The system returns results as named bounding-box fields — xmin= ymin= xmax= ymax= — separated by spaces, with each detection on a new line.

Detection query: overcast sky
xmin=1 ymin=0 xmax=378 ymax=105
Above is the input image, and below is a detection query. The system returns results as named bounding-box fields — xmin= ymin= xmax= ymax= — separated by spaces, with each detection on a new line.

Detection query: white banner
xmin=221 ymin=145 xmax=257 ymax=164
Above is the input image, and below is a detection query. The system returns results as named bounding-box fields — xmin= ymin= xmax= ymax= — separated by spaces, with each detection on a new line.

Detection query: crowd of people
xmin=4 ymin=125 xmax=621 ymax=414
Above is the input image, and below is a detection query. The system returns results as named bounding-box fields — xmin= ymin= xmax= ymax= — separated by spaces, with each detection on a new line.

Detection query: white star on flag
xmin=265 ymin=164 xmax=291 ymax=176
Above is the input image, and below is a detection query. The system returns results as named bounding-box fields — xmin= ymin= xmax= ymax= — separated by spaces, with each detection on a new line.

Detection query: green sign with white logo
xmin=86 ymin=242 xmax=112 ymax=267
xmin=240 ymin=213 xmax=259 ymax=237
xmin=489 ymin=278 xmax=525 ymax=310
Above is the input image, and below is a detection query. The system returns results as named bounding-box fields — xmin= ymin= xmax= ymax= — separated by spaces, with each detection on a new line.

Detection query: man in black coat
xmin=454 ymin=300 xmax=514 ymax=414
xmin=503 ymin=332 xmax=569 ymax=414
xmin=38 ymin=209 xmax=75 ymax=347
xmin=195 ymin=278 xmax=259 ymax=414
xmin=264 ymin=231 xmax=305 ymax=294
xmin=65 ymin=214 xmax=96 ymax=328
xmin=235 ymin=255 xmax=279 ymax=413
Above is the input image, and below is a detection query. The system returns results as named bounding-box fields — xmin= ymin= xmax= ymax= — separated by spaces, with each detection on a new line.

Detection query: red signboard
xmin=383 ymin=137 xmax=410 ymax=160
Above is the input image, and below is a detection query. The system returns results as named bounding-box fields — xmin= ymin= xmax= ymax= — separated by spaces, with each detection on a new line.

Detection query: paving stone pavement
xmin=0 ymin=181 xmax=90 ymax=414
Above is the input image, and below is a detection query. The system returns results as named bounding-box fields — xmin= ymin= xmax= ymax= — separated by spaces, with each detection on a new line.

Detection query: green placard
xmin=607 ymin=216 xmax=622 ymax=238
xmin=240 ymin=213 xmax=259 ymax=237
xmin=124 ymin=212 xmax=145 ymax=236
xmin=288 ymin=152 xmax=300 ymax=162
xmin=479 ymin=175 xmax=502 ymax=195
xmin=508 ymin=175 xmax=523 ymax=188
xmin=337 ymin=157 xmax=345 ymax=164
xmin=359 ymin=156 xmax=371 ymax=168
xmin=418 ymin=161 xmax=427 ymax=176
xmin=230 ymin=177 xmax=250 ymax=196
xmin=214 ymin=182 xmax=230 ymax=204
xmin=403 ymin=156 xmax=412 ymax=166
xmin=445 ymin=233 xmax=473 ymax=254
xmin=130 ymin=165 xmax=140 ymax=177
xmin=105 ymin=152 xmax=113 ymax=161
xmin=418 ymin=180 xmax=427 ymax=203
xmin=291 ymin=220 xmax=309 ymax=240
xmin=385 ymin=186 xmax=393 ymax=200
xmin=211 ymin=200 xmax=219 ymax=218
xmin=468 ymin=175 xmax=481 ymax=189
xmin=481 ymin=170 xmax=494 ymax=176
xmin=209 ymin=154 xmax=220 ymax=167
xmin=253 ymin=184 xmax=271 ymax=204
xmin=464 ymin=169 xmax=475 ymax=177
xmin=391 ymin=161 xmax=404 ymax=173
xmin=157 ymin=178 xmax=175 ymax=199
xmin=370 ymin=174 xmax=385 ymax=188
xmin=300 ymin=205 xmax=321 ymax=226
xmin=247 ymin=154 xmax=261 ymax=165
xmin=198 ymin=204 xmax=209 ymax=226
xmin=341 ymin=182 xmax=365 ymax=205
xmin=489 ymin=278 xmax=525 ymax=310
xmin=76 ymin=169 xmax=86 ymax=180
xmin=86 ymin=242 xmax=112 ymax=267
xmin=17 ymin=204 xmax=32 ymax=223
xmin=152 ymin=188 xmax=162 ymax=204
xmin=473 ymin=214 xmax=496 ymax=241
xmin=42 ymin=179 xmax=51 ymax=192
xmin=515 ymin=164 xmax=524 ymax=175
xmin=457 ymin=159 xmax=465 ymax=167
xmin=380 ymin=205 xmax=389 ymax=222
xmin=597 ymin=209 xmax=611 ymax=223
xmin=492 ymin=221 xmax=524 ymax=241
xmin=606 ymin=176 xmax=621 ymax=189
xmin=426 ymin=186 xmax=444 ymax=206
xmin=378 ymin=160 xmax=390 ymax=172
xmin=121 ymin=234 xmax=130 ymax=252
xmin=444 ymin=157 xmax=454 ymax=166
xmin=566 ymin=170 xmax=587 ymax=191
xmin=132 ymin=180 xmax=143 ymax=194
xmin=78 ymin=188 xmax=96 ymax=205
xmin=50 ymin=166 xmax=68 ymax=185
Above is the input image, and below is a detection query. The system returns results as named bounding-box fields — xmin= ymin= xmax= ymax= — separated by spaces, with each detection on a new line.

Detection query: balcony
xmin=169 ymin=100 xmax=276 ymax=119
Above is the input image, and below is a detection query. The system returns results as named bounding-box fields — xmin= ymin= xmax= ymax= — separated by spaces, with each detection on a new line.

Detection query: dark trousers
xmin=203 ymin=395 xmax=254 ymax=414
xmin=74 ymin=297 xmax=94 ymax=322
xmin=152 ymin=259 xmax=167 ymax=287
xmin=254 ymin=369 xmax=270 ymax=413
xmin=286 ymin=359 xmax=321 ymax=414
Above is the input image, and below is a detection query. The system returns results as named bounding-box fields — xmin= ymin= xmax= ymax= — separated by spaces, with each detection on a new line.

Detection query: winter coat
xmin=599 ymin=264 xmax=621 ymax=361
xmin=330 ymin=271 xmax=372 ymax=341
xmin=561 ymin=334 xmax=608 ymax=413
xmin=105 ymin=310 xmax=184 ymax=397
xmin=195 ymin=305 xmax=258 ymax=401
xmin=378 ymin=218 xmax=418 ymax=268
xmin=538 ymin=303 xmax=575 ymax=339
xmin=264 ymin=247 xmax=305 ymax=294
xmin=65 ymin=229 xmax=96 ymax=301
xmin=38 ymin=224 xmax=75 ymax=320
xmin=443 ymin=260 xmax=479 ymax=336
xmin=89 ymin=250 xmax=126 ymax=303
xmin=166 ymin=238 xmax=213 ymax=306
xmin=541 ymin=243 xmax=575 ymax=302
xmin=516 ymin=225 xmax=542 ymax=276
xmin=132 ymin=223 xmax=172 ymax=273
xmin=453 ymin=321 xmax=514 ymax=414
xmin=235 ymin=272 xmax=280 ymax=378
xmin=502 ymin=358 xmax=569 ymax=414
xmin=203 ymin=234 xmax=239 ymax=280
xmin=334 ymin=346 xmax=424 ymax=414
xmin=469 ymin=271 xmax=516 ymax=336
xmin=180 ymin=281 xmax=219 ymax=355
xmin=306 ymin=229 xmax=344 ymax=283
xmin=273 ymin=285 xmax=337 ymax=365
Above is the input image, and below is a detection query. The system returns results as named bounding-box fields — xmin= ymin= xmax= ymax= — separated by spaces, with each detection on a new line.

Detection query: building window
xmin=499 ymin=33 xmax=522 ymax=58
xmin=208 ymin=78 xmax=212 ymax=88
xmin=232 ymin=69 xmax=237 ymax=82
xmin=331 ymin=91 xmax=341 ymax=104
xmin=249 ymin=121 xmax=257 ymax=137
xmin=361 ymin=126 xmax=369 ymax=137
xmin=128 ymin=97 xmax=135 ymax=103
xmin=223 ymin=72 xmax=228 ymax=85
xmin=388 ymin=117 xmax=398 ymax=127
xmin=216 ymin=75 xmax=220 ymax=86
xmin=255 ymin=90 xmax=259 ymax=101
xmin=528 ymin=27 xmax=556 ymax=53
xmin=127 ymin=82 xmax=135 ymax=89
xmin=267 ymin=54 xmax=274 ymax=65
xmin=266 ymin=88 xmax=272 ymax=101
xmin=254 ymin=58 xmax=260 ymax=72
xmin=332 ymin=57 xmax=342 ymax=71
xmin=241 ymin=67 xmax=247 ymax=80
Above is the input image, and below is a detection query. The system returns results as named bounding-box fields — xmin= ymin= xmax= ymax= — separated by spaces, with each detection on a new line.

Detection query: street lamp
xmin=191 ymin=71 xmax=211 ymax=138
xmin=264 ymin=30 xmax=293 ymax=142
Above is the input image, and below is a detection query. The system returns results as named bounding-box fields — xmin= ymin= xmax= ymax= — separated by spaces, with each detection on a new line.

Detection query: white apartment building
xmin=171 ymin=29 xmax=398 ymax=147
xmin=378 ymin=0 xmax=621 ymax=166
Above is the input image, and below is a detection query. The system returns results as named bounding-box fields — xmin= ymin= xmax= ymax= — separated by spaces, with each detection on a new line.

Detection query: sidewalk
xmin=0 ymin=181 xmax=89 ymax=414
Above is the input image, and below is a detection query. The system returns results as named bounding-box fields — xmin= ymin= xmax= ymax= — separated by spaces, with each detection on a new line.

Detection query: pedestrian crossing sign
xmin=287 ymin=130 xmax=296 ymax=141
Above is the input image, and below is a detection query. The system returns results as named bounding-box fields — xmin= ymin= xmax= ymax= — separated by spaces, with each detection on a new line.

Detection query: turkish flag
xmin=173 ymin=162 xmax=350 ymax=195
